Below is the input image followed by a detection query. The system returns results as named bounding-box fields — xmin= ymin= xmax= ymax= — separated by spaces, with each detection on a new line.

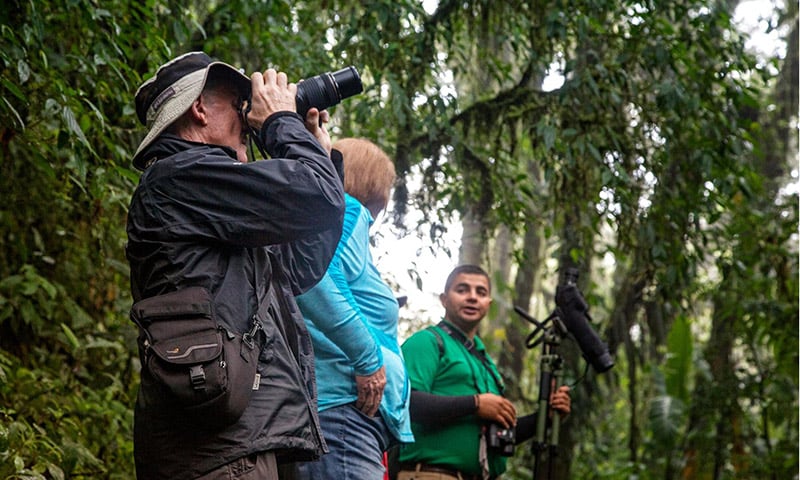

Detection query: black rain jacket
xmin=126 ymin=112 xmax=344 ymax=479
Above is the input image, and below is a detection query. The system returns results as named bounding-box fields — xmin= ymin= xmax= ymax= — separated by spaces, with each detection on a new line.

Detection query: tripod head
xmin=515 ymin=268 xmax=614 ymax=373
xmin=513 ymin=305 xmax=567 ymax=350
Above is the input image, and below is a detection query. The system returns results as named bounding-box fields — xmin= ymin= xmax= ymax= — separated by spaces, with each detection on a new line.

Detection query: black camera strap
xmin=238 ymin=97 xmax=270 ymax=161
xmin=437 ymin=321 xmax=505 ymax=395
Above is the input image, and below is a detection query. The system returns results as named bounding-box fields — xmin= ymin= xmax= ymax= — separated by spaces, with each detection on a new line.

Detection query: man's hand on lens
xmin=247 ymin=69 xmax=297 ymax=129
xmin=304 ymin=108 xmax=331 ymax=155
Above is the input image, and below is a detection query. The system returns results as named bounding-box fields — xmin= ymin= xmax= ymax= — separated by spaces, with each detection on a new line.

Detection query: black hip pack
xmin=130 ymin=287 xmax=263 ymax=429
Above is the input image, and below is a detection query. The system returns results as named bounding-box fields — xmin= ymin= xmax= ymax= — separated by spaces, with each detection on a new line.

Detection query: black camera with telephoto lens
xmin=486 ymin=423 xmax=516 ymax=456
xmin=295 ymin=66 xmax=363 ymax=117
xmin=556 ymin=268 xmax=614 ymax=373
xmin=243 ymin=66 xmax=363 ymax=158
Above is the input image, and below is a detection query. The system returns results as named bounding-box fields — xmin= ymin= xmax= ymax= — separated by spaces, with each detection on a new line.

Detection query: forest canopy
xmin=0 ymin=0 xmax=796 ymax=478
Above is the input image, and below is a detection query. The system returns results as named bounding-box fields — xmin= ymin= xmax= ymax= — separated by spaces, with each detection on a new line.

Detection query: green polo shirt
xmin=399 ymin=322 xmax=507 ymax=477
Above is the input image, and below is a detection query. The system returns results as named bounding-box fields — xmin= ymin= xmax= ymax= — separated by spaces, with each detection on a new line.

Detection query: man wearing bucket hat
xmin=126 ymin=51 xmax=345 ymax=479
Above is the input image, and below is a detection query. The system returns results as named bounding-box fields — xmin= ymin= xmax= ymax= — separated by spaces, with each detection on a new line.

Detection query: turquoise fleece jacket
xmin=296 ymin=194 xmax=413 ymax=443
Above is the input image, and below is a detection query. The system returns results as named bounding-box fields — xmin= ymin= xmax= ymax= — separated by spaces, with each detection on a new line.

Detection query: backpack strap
xmin=427 ymin=325 xmax=445 ymax=359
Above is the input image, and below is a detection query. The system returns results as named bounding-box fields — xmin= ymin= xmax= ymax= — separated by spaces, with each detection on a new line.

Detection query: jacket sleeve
xmin=296 ymin=270 xmax=383 ymax=375
xmin=408 ymin=390 xmax=477 ymax=425
xmin=141 ymin=113 xmax=344 ymax=249
xmin=254 ymin=113 xmax=345 ymax=294
xmin=294 ymin=198 xmax=383 ymax=375
xmin=270 ymin=145 xmax=346 ymax=295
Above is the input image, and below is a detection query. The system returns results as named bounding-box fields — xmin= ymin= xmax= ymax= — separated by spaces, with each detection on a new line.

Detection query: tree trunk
xmin=681 ymin=283 xmax=738 ymax=479
xmin=459 ymin=209 xmax=487 ymax=266
xmin=499 ymin=221 xmax=542 ymax=400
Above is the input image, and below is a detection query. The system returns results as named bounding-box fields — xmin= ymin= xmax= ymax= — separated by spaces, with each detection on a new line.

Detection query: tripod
xmin=514 ymin=306 xmax=569 ymax=480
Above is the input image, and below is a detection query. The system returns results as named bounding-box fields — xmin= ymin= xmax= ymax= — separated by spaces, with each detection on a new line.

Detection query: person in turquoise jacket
xmin=295 ymin=138 xmax=413 ymax=479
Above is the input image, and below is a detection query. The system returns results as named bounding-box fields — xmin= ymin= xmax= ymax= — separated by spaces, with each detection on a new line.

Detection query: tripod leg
xmin=532 ymin=354 xmax=555 ymax=480
xmin=545 ymin=363 xmax=564 ymax=480
xmin=547 ymin=413 xmax=560 ymax=479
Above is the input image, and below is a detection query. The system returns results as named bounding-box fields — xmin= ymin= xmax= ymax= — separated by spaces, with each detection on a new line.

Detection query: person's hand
xmin=304 ymin=108 xmax=331 ymax=155
xmin=475 ymin=393 xmax=517 ymax=429
xmin=247 ymin=69 xmax=297 ymax=129
xmin=355 ymin=366 xmax=386 ymax=416
xmin=550 ymin=385 xmax=571 ymax=418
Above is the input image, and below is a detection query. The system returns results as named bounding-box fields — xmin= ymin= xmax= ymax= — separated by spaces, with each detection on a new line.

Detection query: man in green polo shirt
xmin=396 ymin=264 xmax=571 ymax=480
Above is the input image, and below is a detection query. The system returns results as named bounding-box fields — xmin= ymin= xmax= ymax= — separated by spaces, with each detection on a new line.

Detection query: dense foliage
xmin=0 ymin=0 xmax=795 ymax=478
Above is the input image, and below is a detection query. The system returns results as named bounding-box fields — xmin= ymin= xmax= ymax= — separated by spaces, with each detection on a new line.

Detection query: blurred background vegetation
xmin=0 ymin=0 xmax=796 ymax=478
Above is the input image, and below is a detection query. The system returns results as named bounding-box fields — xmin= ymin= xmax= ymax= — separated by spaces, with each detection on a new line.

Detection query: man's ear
xmin=188 ymin=96 xmax=208 ymax=126
xmin=439 ymin=292 xmax=447 ymax=306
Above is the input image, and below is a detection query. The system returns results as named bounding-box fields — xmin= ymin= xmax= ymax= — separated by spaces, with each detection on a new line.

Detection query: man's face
xmin=440 ymin=273 xmax=492 ymax=332
xmin=202 ymin=87 xmax=248 ymax=162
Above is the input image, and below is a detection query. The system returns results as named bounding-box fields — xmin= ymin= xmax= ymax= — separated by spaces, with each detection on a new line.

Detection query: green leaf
xmin=540 ymin=124 xmax=556 ymax=150
xmin=648 ymin=394 xmax=685 ymax=447
xmin=61 ymin=106 xmax=90 ymax=149
xmin=1 ymin=97 xmax=25 ymax=129
xmin=664 ymin=315 xmax=692 ymax=401
xmin=17 ymin=59 xmax=31 ymax=83
xmin=1 ymin=77 xmax=26 ymax=102
xmin=60 ymin=323 xmax=80 ymax=350
xmin=47 ymin=464 xmax=65 ymax=480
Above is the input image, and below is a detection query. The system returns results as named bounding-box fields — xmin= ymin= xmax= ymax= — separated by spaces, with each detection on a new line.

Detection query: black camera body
xmin=295 ymin=66 xmax=363 ymax=117
xmin=486 ymin=423 xmax=515 ymax=456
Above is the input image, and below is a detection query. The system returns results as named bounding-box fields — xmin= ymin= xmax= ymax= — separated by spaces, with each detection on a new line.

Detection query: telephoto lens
xmin=556 ymin=268 xmax=615 ymax=373
xmin=295 ymin=66 xmax=363 ymax=117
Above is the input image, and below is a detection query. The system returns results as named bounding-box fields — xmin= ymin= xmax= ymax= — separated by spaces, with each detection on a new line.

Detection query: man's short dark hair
xmin=443 ymin=264 xmax=490 ymax=293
